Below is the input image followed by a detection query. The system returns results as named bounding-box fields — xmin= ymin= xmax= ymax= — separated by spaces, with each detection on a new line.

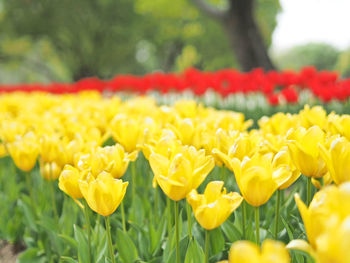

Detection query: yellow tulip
xmin=187 ymin=181 xmax=243 ymax=230
xmin=258 ymin=112 xmax=300 ymax=135
xmin=173 ymin=100 xmax=200 ymax=118
xmin=104 ymin=144 xmax=138 ymax=178
xmin=59 ymin=165 xmax=83 ymax=199
xmin=40 ymin=160 xmax=62 ymax=181
xmin=0 ymin=143 xmax=7 ymax=158
xmin=142 ymin=129 xmax=179 ymax=160
xmin=7 ymin=132 xmax=39 ymax=172
xmin=273 ymin=148 xmax=301 ymax=190
xmin=299 ymin=104 xmax=327 ymax=129
xmin=287 ymin=126 xmax=327 ymax=178
xmin=328 ymin=114 xmax=350 ymax=140
xmin=167 ymin=118 xmax=195 ymax=146
xmin=110 ymin=114 xmax=141 ymax=152
xmin=78 ymin=171 xmax=128 ymax=216
xmin=40 ymin=134 xmax=68 ymax=166
xmin=0 ymin=120 xmax=27 ymax=143
xmin=213 ymin=132 xmax=261 ymax=169
xmin=319 ymin=137 xmax=350 ymax=185
xmin=214 ymin=111 xmax=253 ymax=132
xmin=149 ymin=145 xmax=215 ymax=201
xmin=77 ymin=144 xmax=137 ymax=179
xmin=220 ymin=239 xmax=290 ymax=263
xmin=312 ymin=216 xmax=350 ymax=263
xmin=287 ymin=183 xmax=350 ymax=263
xmin=230 ymin=152 xmax=294 ymax=207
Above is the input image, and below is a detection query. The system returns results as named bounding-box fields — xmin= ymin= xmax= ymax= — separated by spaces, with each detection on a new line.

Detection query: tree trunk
xmin=192 ymin=0 xmax=275 ymax=71
xmin=222 ymin=0 xmax=275 ymax=71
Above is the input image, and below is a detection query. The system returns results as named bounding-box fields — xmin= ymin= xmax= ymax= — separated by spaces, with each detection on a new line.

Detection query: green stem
xmin=48 ymin=178 xmax=59 ymax=222
xmin=307 ymin=177 xmax=312 ymax=206
xmin=83 ymin=201 xmax=92 ymax=263
xmin=120 ymin=201 xmax=127 ymax=233
xmin=242 ymin=200 xmax=246 ymax=239
xmin=154 ymin=185 xmax=159 ymax=222
xmin=167 ymin=197 xmax=172 ymax=237
xmin=255 ymin=206 xmax=260 ymax=245
xmin=174 ymin=201 xmax=180 ymax=263
xmin=131 ymin=161 xmax=136 ymax=201
xmin=205 ymin=230 xmax=209 ymax=263
xmin=105 ymin=216 xmax=116 ymax=263
xmin=186 ymin=202 xmax=192 ymax=240
xmin=221 ymin=166 xmax=226 ymax=183
xmin=274 ymin=190 xmax=281 ymax=239
xmin=25 ymin=171 xmax=35 ymax=205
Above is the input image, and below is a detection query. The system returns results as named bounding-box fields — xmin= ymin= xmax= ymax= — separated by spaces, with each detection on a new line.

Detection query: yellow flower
xmin=319 ymin=137 xmax=350 ymax=185
xmin=299 ymin=104 xmax=327 ymax=129
xmin=103 ymin=144 xmax=138 ymax=178
xmin=187 ymin=181 xmax=242 ymax=230
xmin=287 ymin=126 xmax=327 ymax=178
xmin=214 ymin=111 xmax=253 ymax=132
xmin=273 ymin=148 xmax=301 ymax=190
xmin=230 ymin=152 xmax=294 ymax=207
xmin=327 ymin=114 xmax=350 ymax=140
xmin=77 ymin=144 xmax=137 ymax=179
xmin=287 ymin=183 xmax=350 ymax=263
xmin=142 ymin=129 xmax=179 ymax=160
xmin=149 ymin=145 xmax=215 ymax=201
xmin=167 ymin=118 xmax=195 ymax=146
xmin=40 ymin=134 xmax=68 ymax=166
xmin=7 ymin=132 xmax=39 ymax=172
xmin=258 ymin=112 xmax=300 ymax=135
xmin=59 ymin=165 xmax=83 ymax=199
xmin=213 ymin=132 xmax=261 ymax=168
xmin=0 ymin=120 xmax=27 ymax=143
xmin=40 ymin=160 xmax=62 ymax=181
xmin=0 ymin=143 xmax=7 ymax=158
xmin=110 ymin=114 xmax=141 ymax=152
xmin=78 ymin=171 xmax=128 ymax=216
xmin=173 ymin=100 xmax=200 ymax=118
xmin=220 ymin=239 xmax=290 ymax=263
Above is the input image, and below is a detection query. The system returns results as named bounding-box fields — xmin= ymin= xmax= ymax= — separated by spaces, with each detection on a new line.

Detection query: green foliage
xmin=0 ymin=0 xmax=280 ymax=82
xmin=275 ymin=43 xmax=340 ymax=71
xmin=335 ymin=48 xmax=350 ymax=77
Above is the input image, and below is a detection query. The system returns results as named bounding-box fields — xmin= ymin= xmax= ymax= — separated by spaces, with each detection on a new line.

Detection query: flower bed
xmin=0 ymin=92 xmax=349 ymax=263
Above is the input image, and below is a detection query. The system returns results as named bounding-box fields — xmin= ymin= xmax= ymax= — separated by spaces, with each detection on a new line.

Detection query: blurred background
xmin=0 ymin=0 xmax=349 ymax=84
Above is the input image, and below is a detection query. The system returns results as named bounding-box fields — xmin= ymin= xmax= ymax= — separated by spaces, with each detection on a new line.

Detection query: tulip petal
xmin=286 ymin=239 xmax=316 ymax=258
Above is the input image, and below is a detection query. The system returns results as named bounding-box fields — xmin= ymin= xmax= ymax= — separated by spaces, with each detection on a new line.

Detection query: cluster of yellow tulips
xmin=1 ymin=91 xmax=350 ymax=263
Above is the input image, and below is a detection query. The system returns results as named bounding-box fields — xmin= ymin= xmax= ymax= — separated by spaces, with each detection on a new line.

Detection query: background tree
xmin=275 ymin=43 xmax=340 ymax=71
xmin=0 ymin=0 xmax=280 ymax=82
xmin=192 ymin=0 xmax=279 ymax=71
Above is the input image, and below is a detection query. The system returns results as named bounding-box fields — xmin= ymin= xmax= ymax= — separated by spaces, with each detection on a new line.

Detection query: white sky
xmin=272 ymin=0 xmax=350 ymax=51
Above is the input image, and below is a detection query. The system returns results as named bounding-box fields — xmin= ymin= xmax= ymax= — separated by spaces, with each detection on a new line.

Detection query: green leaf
xmin=150 ymin=211 xmax=167 ymax=255
xmin=60 ymin=256 xmax=78 ymax=263
xmin=116 ymin=228 xmax=139 ymax=263
xmin=209 ymin=227 xmax=225 ymax=256
xmin=17 ymin=198 xmax=37 ymax=232
xmin=58 ymin=234 xmax=78 ymax=250
xmin=17 ymin=248 xmax=45 ymax=263
xmin=165 ymin=236 xmax=189 ymax=263
xmin=221 ymin=220 xmax=241 ymax=242
xmin=95 ymin=231 xmax=107 ymax=263
xmin=280 ymin=216 xmax=294 ymax=241
xmin=74 ymin=224 xmax=89 ymax=263
xmin=184 ymin=239 xmax=204 ymax=263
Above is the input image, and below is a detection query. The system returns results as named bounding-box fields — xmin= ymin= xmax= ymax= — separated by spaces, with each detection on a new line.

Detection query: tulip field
xmin=1 ymin=69 xmax=350 ymax=263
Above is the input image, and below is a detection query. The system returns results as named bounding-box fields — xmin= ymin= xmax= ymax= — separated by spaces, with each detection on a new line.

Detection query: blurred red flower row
xmin=1 ymin=66 xmax=350 ymax=105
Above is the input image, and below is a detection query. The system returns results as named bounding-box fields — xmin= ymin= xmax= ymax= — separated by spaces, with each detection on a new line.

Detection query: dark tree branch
xmin=191 ymin=0 xmax=227 ymax=20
